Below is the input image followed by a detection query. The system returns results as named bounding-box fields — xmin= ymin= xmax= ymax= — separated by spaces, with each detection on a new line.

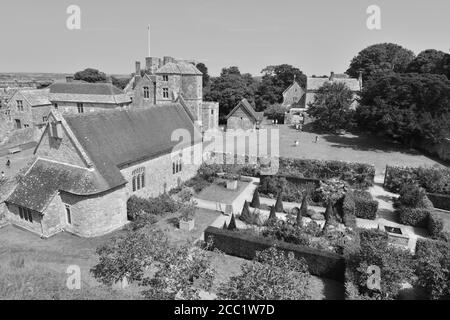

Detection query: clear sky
xmin=0 ymin=0 xmax=449 ymax=76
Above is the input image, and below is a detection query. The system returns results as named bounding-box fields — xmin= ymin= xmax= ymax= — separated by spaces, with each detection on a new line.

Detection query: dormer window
xmin=17 ymin=100 xmax=24 ymax=112
xmin=50 ymin=121 xmax=63 ymax=139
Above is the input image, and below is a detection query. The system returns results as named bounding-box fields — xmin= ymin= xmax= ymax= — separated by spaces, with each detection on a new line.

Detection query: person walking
xmin=315 ymin=136 xmax=319 ymax=143
xmin=6 ymin=158 xmax=11 ymax=168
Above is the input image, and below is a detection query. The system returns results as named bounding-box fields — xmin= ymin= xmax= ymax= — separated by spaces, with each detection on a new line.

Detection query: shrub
xmin=274 ymin=193 xmax=284 ymax=213
xmin=385 ymin=166 xmax=450 ymax=195
xmin=398 ymin=208 xmax=431 ymax=228
xmin=250 ymin=189 xmax=261 ymax=209
xmin=179 ymin=202 xmax=196 ymax=222
xmin=415 ymin=238 xmax=450 ymax=299
xmin=396 ymin=184 xmax=429 ymax=208
xmin=228 ymin=214 xmax=238 ymax=231
xmin=178 ymin=187 xmax=194 ymax=202
xmin=197 ymin=163 xmax=222 ymax=182
xmin=427 ymin=193 xmax=450 ymax=211
xmin=342 ymin=192 xmax=356 ymax=228
xmin=127 ymin=194 xmax=180 ymax=221
xmin=185 ymin=176 xmax=211 ymax=193
xmin=428 ymin=212 xmax=444 ymax=239
xmin=262 ymin=220 xmax=310 ymax=247
xmin=353 ymin=193 xmax=378 ymax=220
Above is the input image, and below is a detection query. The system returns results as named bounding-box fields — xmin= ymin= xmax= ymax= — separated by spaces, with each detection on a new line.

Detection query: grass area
xmin=196 ymin=180 xmax=250 ymax=203
xmin=275 ymin=125 xmax=443 ymax=175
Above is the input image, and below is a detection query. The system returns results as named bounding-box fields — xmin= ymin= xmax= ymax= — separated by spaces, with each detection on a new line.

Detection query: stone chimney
xmin=329 ymin=71 xmax=335 ymax=81
xmin=135 ymin=61 xmax=141 ymax=77
xmin=163 ymin=56 xmax=175 ymax=65
xmin=66 ymin=76 xmax=74 ymax=83
xmin=146 ymin=57 xmax=161 ymax=74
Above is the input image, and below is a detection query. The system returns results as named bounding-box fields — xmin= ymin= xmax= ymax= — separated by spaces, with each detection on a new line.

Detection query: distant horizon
xmin=1 ymin=0 xmax=449 ymax=77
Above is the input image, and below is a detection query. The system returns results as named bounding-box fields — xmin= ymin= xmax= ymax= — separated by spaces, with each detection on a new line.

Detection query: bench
xmin=8 ymin=147 xmax=21 ymax=154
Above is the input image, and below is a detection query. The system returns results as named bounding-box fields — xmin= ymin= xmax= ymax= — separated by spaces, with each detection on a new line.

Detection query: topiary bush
xmin=342 ymin=192 xmax=357 ymax=228
xmin=428 ymin=212 xmax=444 ymax=239
xmin=353 ymin=192 xmax=378 ymax=220
xmin=398 ymin=208 xmax=431 ymax=228
xmin=126 ymin=194 xmax=180 ymax=221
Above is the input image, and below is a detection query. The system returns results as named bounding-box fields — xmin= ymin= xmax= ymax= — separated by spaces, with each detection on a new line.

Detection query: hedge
xmin=398 ymin=208 xmax=431 ymax=228
xmin=428 ymin=212 xmax=444 ymax=239
xmin=204 ymin=226 xmax=346 ymax=281
xmin=344 ymin=191 xmax=378 ymax=220
xmin=384 ymin=166 xmax=450 ymax=195
xmin=342 ymin=192 xmax=357 ymax=228
xmin=427 ymin=193 xmax=450 ymax=211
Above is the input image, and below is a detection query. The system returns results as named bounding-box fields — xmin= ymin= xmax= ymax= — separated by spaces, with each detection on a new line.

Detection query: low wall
xmin=204 ymin=226 xmax=345 ymax=281
xmin=427 ymin=193 xmax=450 ymax=212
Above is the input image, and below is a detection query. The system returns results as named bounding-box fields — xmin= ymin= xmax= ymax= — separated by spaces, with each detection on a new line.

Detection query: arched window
xmin=132 ymin=167 xmax=145 ymax=192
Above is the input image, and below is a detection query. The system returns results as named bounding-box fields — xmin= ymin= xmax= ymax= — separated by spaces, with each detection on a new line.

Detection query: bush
xmin=398 ymin=208 xmax=431 ymax=228
xmin=342 ymin=192 xmax=357 ymax=228
xmin=396 ymin=184 xmax=432 ymax=209
xmin=353 ymin=192 xmax=378 ymax=220
xmin=415 ymin=238 xmax=450 ymax=299
xmin=385 ymin=166 xmax=450 ymax=195
xmin=427 ymin=193 xmax=450 ymax=211
xmin=197 ymin=163 xmax=222 ymax=182
xmin=428 ymin=212 xmax=444 ymax=239
xmin=185 ymin=176 xmax=211 ymax=193
xmin=127 ymin=194 xmax=180 ymax=221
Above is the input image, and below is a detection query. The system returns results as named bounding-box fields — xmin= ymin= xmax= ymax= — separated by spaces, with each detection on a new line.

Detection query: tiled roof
xmin=18 ymin=89 xmax=51 ymax=106
xmin=307 ymin=77 xmax=361 ymax=92
xmin=64 ymin=103 xmax=202 ymax=187
xmin=155 ymin=62 xmax=202 ymax=75
xmin=6 ymin=159 xmax=110 ymax=212
xmin=49 ymin=82 xmax=131 ymax=104
xmin=226 ymin=99 xmax=263 ymax=122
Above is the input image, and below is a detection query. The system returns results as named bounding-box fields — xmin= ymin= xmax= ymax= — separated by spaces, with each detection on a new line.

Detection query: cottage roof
xmin=155 ymin=62 xmax=202 ymax=75
xmin=226 ymin=99 xmax=263 ymax=122
xmin=15 ymin=89 xmax=51 ymax=106
xmin=48 ymin=82 xmax=131 ymax=105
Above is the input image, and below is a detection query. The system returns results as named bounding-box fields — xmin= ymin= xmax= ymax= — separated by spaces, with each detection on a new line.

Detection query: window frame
xmin=162 ymin=88 xmax=169 ymax=99
xmin=77 ymin=103 xmax=84 ymax=114
xmin=143 ymin=86 xmax=150 ymax=99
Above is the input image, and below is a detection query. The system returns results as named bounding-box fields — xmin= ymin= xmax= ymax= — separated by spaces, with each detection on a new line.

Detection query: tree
xmin=298 ymin=197 xmax=308 ymax=226
xmin=306 ymin=82 xmax=355 ymax=132
xmin=74 ymin=68 xmax=107 ymax=83
xmin=274 ymin=192 xmax=284 ymax=213
xmin=240 ymin=201 xmax=251 ymax=221
xmin=406 ymin=49 xmax=447 ymax=75
xmin=91 ymin=228 xmax=215 ymax=300
xmin=111 ymin=76 xmax=131 ymax=89
xmin=217 ymin=247 xmax=311 ymax=300
xmin=268 ymin=205 xmax=277 ymax=223
xmin=357 ymin=72 xmax=450 ymax=146
xmin=205 ymin=66 xmax=257 ymax=120
xmin=250 ymin=189 xmax=261 ymax=209
xmin=196 ymin=63 xmax=210 ymax=88
xmin=264 ymin=104 xmax=288 ymax=124
xmin=255 ymin=64 xmax=307 ymax=111
xmin=347 ymin=43 xmax=415 ymax=80
xmin=227 ymin=214 xmax=238 ymax=231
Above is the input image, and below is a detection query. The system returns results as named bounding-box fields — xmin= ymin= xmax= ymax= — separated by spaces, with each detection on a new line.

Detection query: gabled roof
xmin=155 ymin=62 xmax=202 ymax=75
xmin=6 ymin=159 xmax=110 ymax=212
xmin=282 ymin=81 xmax=304 ymax=96
xmin=12 ymin=89 xmax=51 ymax=106
xmin=226 ymin=99 xmax=263 ymax=122
xmin=49 ymin=82 xmax=131 ymax=105
xmin=124 ymin=74 xmax=156 ymax=92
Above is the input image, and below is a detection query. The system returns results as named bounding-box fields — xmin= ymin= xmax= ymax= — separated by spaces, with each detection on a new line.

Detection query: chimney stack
xmin=135 ymin=61 xmax=141 ymax=77
xmin=330 ymin=71 xmax=335 ymax=81
xmin=163 ymin=56 xmax=175 ymax=65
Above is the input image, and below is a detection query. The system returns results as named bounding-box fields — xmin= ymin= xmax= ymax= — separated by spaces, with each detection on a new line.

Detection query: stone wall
xmin=202 ymin=102 xmax=219 ymax=132
xmin=6 ymin=204 xmax=43 ymax=235
xmin=54 ymin=102 xmax=126 ymax=114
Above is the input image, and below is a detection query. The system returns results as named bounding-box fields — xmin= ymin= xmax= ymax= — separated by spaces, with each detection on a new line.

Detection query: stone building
xmin=282 ymin=80 xmax=305 ymax=108
xmin=305 ymin=72 xmax=362 ymax=109
xmin=124 ymin=56 xmax=219 ymax=132
xmin=49 ymin=81 xmax=132 ymax=114
xmin=5 ymin=89 xmax=51 ymax=129
xmin=226 ymin=99 xmax=264 ymax=131
xmin=5 ymin=103 xmax=203 ymax=238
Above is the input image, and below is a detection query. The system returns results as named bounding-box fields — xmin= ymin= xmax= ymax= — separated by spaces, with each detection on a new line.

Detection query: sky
xmin=0 ymin=0 xmax=449 ymax=76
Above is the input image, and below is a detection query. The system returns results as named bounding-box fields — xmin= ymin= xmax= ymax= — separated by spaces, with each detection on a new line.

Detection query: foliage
xmin=279 ymin=158 xmax=375 ymax=188
xmin=195 ymin=62 xmax=210 ymax=89
xmin=307 ymin=82 xmax=356 ymax=132
xmin=267 ymin=205 xmax=278 ymax=224
xmin=184 ymin=176 xmax=211 ymax=193
xmin=264 ymin=104 xmax=288 ymax=123
xmin=74 ymin=68 xmax=107 ymax=83
xmin=298 ymin=197 xmax=307 ymax=226
xmin=352 ymin=191 xmax=378 ymax=220
xmin=197 ymin=163 xmax=223 ymax=182
xmin=357 ymin=73 xmax=450 ymax=145
xmin=428 ymin=212 xmax=444 ymax=239
xmin=274 ymin=192 xmax=284 ymax=212
xmin=127 ymin=194 xmax=180 ymax=220
xmin=263 ymin=220 xmax=310 ymax=247
xmin=111 ymin=76 xmax=131 ymax=89
xmin=346 ymin=229 xmax=415 ymax=299
xmin=342 ymin=192 xmax=357 ymax=228
xmin=415 ymin=238 xmax=450 ymax=300
xmin=205 ymin=66 xmax=257 ymax=120
xmin=217 ymin=246 xmax=311 ymax=300
xmin=398 ymin=208 xmax=431 ymax=228
xmin=255 ymin=64 xmax=307 ymax=111
xmin=406 ymin=50 xmax=449 ymax=77
xmin=317 ymin=178 xmax=348 ymax=204
xmin=179 ymin=202 xmax=196 ymax=222
xmin=228 ymin=214 xmax=238 ymax=231
xmin=346 ymin=43 xmax=415 ymax=80
xmin=384 ymin=165 xmax=450 ymax=195
xmin=395 ymin=184 xmax=434 ymax=209
xmin=250 ymin=189 xmax=261 ymax=209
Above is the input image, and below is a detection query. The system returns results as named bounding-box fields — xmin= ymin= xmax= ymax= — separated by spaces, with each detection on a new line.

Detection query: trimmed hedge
xmin=428 ymin=212 xmax=444 ymax=239
xmin=344 ymin=190 xmax=378 ymax=220
xmin=398 ymin=208 xmax=431 ymax=228
xmin=427 ymin=193 xmax=450 ymax=211
xmin=384 ymin=166 xmax=450 ymax=195
xmin=342 ymin=192 xmax=357 ymax=228
xmin=204 ymin=226 xmax=346 ymax=281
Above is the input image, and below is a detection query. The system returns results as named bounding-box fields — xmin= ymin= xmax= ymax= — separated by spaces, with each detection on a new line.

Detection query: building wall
xmin=227 ymin=107 xmax=256 ymax=131
xmin=130 ymin=77 xmax=156 ymax=107
xmin=120 ymin=143 xmax=203 ymax=199
xmin=6 ymin=92 xmax=33 ymax=129
xmin=52 ymin=102 xmax=128 ymax=114
xmin=155 ymin=74 xmax=182 ymax=104
xmin=6 ymin=204 xmax=43 ymax=235
xmin=282 ymin=83 xmax=304 ymax=107
xmin=202 ymin=102 xmax=219 ymax=132
xmin=32 ymin=105 xmax=53 ymax=127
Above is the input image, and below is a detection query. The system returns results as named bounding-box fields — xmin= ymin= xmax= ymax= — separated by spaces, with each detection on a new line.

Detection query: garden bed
xmin=196 ymin=179 xmax=250 ymax=203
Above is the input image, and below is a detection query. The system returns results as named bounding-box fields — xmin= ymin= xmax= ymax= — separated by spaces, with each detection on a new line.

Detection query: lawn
xmin=275 ymin=125 xmax=443 ymax=176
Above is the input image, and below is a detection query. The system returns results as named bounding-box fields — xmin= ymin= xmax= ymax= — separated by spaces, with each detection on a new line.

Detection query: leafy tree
xmin=250 ymin=189 xmax=261 ymax=209
xmin=111 ymin=76 xmax=131 ymax=90
xmin=406 ymin=49 xmax=447 ymax=75
xmin=306 ymin=82 xmax=355 ymax=132
xmin=217 ymin=247 xmax=311 ymax=300
xmin=357 ymin=72 xmax=450 ymax=145
xmin=264 ymin=104 xmax=288 ymax=123
xmin=74 ymin=68 xmax=107 ymax=83
xmin=91 ymin=228 xmax=215 ymax=300
xmin=196 ymin=63 xmax=210 ymax=89
xmin=255 ymin=64 xmax=307 ymax=111
xmin=274 ymin=192 xmax=284 ymax=213
xmin=205 ymin=66 xmax=257 ymax=120
xmin=347 ymin=43 xmax=415 ymax=80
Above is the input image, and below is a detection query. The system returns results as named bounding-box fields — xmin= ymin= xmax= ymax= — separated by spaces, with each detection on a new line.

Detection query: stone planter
xmin=180 ymin=218 xmax=195 ymax=231
xmin=379 ymin=223 xmax=409 ymax=247
xmin=226 ymin=180 xmax=238 ymax=190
